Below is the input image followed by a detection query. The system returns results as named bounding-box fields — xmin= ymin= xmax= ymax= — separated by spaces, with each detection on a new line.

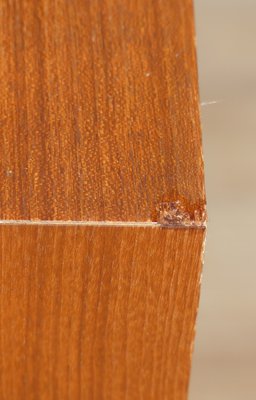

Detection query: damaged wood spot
xmin=157 ymin=201 xmax=206 ymax=228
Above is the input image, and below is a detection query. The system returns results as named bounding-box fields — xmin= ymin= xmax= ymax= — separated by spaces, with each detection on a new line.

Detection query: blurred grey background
xmin=189 ymin=1 xmax=256 ymax=399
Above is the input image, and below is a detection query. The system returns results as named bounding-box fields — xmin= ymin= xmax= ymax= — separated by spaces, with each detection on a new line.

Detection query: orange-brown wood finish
xmin=0 ymin=0 xmax=205 ymax=222
xmin=0 ymin=226 xmax=204 ymax=400
xmin=0 ymin=0 xmax=206 ymax=399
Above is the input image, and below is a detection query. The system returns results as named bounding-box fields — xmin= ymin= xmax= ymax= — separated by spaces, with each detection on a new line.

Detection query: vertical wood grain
xmin=0 ymin=225 xmax=204 ymax=400
xmin=0 ymin=0 xmax=206 ymax=398
xmin=0 ymin=0 xmax=205 ymax=222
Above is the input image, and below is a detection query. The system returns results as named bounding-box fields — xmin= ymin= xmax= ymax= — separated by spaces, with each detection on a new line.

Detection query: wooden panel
xmin=0 ymin=1 xmax=206 ymax=399
xmin=0 ymin=0 xmax=205 ymax=222
xmin=0 ymin=225 xmax=204 ymax=400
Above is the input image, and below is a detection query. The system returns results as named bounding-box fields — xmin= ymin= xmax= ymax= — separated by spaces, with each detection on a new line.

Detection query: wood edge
xmin=0 ymin=219 xmax=206 ymax=229
xmin=157 ymin=200 xmax=207 ymax=228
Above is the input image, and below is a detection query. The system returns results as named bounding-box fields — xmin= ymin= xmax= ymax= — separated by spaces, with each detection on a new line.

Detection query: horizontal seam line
xmin=0 ymin=220 xmax=206 ymax=229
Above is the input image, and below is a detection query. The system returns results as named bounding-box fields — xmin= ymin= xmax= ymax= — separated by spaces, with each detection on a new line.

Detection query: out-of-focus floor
xmin=189 ymin=1 xmax=256 ymax=399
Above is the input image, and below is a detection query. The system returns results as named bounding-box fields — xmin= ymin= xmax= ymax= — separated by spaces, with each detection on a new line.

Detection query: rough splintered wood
xmin=0 ymin=225 xmax=204 ymax=400
xmin=0 ymin=0 xmax=205 ymax=222
xmin=0 ymin=1 xmax=206 ymax=399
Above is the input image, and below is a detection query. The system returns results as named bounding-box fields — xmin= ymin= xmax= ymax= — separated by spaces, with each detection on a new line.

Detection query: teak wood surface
xmin=0 ymin=0 xmax=206 ymax=399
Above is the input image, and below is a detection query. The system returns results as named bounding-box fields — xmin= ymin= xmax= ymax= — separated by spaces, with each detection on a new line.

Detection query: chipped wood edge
xmin=157 ymin=201 xmax=207 ymax=228
xmin=0 ymin=201 xmax=207 ymax=229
